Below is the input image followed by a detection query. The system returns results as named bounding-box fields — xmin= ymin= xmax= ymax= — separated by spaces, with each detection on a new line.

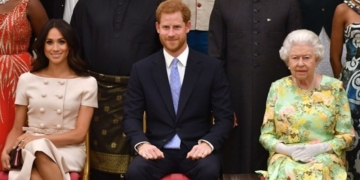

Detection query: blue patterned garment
xmin=340 ymin=22 xmax=360 ymax=180
xmin=164 ymin=58 xmax=181 ymax=149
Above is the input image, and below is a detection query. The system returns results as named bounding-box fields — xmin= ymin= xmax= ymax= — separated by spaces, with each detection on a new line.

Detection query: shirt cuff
xmin=134 ymin=141 xmax=149 ymax=153
xmin=198 ymin=139 xmax=214 ymax=151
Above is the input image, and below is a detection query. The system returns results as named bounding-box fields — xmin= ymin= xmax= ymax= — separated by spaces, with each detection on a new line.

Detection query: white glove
xmin=291 ymin=142 xmax=332 ymax=162
xmin=275 ymin=143 xmax=304 ymax=156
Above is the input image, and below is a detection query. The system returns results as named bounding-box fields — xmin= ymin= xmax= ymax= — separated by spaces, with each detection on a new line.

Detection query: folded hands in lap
xmin=291 ymin=143 xmax=332 ymax=162
xmin=276 ymin=142 xmax=332 ymax=162
xmin=137 ymin=142 xmax=212 ymax=161
xmin=14 ymin=134 xmax=40 ymax=149
xmin=1 ymin=133 xmax=39 ymax=171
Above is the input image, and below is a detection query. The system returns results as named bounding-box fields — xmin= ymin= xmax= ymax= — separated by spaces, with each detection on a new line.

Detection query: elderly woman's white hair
xmin=279 ymin=29 xmax=324 ymax=64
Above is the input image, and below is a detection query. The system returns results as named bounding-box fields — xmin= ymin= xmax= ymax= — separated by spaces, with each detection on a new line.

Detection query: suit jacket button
xmin=176 ymin=128 xmax=180 ymax=132
xmin=163 ymin=139 xmax=166 ymax=142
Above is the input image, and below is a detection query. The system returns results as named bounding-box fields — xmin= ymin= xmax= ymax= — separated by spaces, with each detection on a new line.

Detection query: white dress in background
xmin=63 ymin=0 xmax=79 ymax=23
xmin=9 ymin=72 xmax=97 ymax=180
xmin=316 ymin=27 xmax=347 ymax=77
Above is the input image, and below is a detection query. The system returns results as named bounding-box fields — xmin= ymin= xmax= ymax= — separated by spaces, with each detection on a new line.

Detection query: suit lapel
xmin=177 ymin=50 xmax=202 ymax=118
xmin=151 ymin=52 xmax=176 ymax=118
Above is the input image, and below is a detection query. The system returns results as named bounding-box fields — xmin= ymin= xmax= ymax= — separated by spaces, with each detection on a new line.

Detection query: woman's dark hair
xmin=31 ymin=19 xmax=88 ymax=76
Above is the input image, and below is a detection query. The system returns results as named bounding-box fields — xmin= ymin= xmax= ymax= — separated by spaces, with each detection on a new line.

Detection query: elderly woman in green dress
xmin=257 ymin=29 xmax=354 ymax=180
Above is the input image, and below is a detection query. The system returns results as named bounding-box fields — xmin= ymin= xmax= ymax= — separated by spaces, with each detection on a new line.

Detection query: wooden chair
xmin=0 ymin=133 xmax=90 ymax=180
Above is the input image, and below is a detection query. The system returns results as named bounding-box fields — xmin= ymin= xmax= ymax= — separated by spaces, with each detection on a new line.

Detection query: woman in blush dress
xmin=1 ymin=19 xmax=97 ymax=180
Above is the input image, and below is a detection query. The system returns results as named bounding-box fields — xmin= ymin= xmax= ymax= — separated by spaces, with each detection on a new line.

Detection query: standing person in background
xmin=298 ymin=0 xmax=343 ymax=77
xmin=39 ymin=0 xmax=77 ymax=23
xmin=71 ymin=0 xmax=163 ymax=179
xmin=181 ymin=0 xmax=214 ymax=54
xmin=63 ymin=0 xmax=78 ymax=23
xmin=39 ymin=0 xmax=64 ymax=19
xmin=330 ymin=1 xmax=360 ymax=179
xmin=208 ymin=0 xmax=302 ymax=174
xmin=0 ymin=0 xmax=48 ymax=171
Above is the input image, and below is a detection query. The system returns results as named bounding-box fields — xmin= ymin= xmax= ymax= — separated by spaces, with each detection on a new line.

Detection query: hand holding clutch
xmin=275 ymin=143 xmax=304 ymax=156
xmin=292 ymin=142 xmax=332 ymax=162
xmin=9 ymin=146 xmax=22 ymax=169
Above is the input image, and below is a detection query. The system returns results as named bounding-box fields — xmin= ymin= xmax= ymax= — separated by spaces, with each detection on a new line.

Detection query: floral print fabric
xmin=258 ymin=75 xmax=354 ymax=180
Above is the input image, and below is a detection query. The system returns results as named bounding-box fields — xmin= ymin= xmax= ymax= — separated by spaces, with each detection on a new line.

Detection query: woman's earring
xmin=288 ymin=67 xmax=290 ymax=70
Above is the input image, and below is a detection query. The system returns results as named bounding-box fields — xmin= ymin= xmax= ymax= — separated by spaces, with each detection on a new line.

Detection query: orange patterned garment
xmin=0 ymin=0 xmax=32 ymax=170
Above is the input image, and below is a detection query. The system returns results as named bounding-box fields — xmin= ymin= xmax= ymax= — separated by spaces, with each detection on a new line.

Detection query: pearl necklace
xmin=0 ymin=0 xmax=10 ymax=4
xmin=293 ymin=75 xmax=316 ymax=96
xmin=345 ymin=0 xmax=360 ymax=15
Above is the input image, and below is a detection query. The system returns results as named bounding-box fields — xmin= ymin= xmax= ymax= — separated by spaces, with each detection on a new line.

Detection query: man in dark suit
xmin=71 ymin=0 xmax=163 ymax=179
xmin=208 ymin=0 xmax=302 ymax=174
xmin=123 ymin=0 xmax=233 ymax=179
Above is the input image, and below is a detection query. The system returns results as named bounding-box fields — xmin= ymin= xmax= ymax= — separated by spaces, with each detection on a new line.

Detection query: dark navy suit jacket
xmin=123 ymin=49 xmax=233 ymax=152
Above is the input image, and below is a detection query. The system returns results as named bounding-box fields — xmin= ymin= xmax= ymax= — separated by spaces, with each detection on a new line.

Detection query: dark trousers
xmin=90 ymin=169 xmax=125 ymax=180
xmin=125 ymin=144 xmax=221 ymax=180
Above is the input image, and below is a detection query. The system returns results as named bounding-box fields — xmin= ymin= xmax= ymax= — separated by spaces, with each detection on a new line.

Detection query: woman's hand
xmin=14 ymin=134 xmax=40 ymax=149
xmin=292 ymin=142 xmax=332 ymax=162
xmin=275 ymin=143 xmax=304 ymax=156
xmin=1 ymin=150 xmax=11 ymax=171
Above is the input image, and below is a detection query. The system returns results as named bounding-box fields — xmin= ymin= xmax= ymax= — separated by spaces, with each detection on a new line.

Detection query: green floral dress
xmin=257 ymin=75 xmax=354 ymax=180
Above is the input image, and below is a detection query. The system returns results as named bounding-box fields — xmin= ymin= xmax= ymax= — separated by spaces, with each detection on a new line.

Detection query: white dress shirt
xmin=164 ymin=46 xmax=189 ymax=85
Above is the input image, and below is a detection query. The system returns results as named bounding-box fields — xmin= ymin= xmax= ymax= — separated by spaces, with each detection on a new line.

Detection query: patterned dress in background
xmin=0 ymin=0 xmax=32 ymax=170
xmin=340 ymin=22 xmax=360 ymax=180
xmin=258 ymin=76 xmax=354 ymax=180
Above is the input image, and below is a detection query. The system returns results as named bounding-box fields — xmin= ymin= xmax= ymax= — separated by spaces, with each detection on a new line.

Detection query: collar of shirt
xmin=163 ymin=46 xmax=189 ymax=84
xmin=163 ymin=46 xmax=189 ymax=68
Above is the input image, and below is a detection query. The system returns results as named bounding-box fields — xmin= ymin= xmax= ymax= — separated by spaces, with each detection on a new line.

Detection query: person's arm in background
xmin=286 ymin=0 xmax=302 ymax=33
xmin=208 ymin=0 xmax=226 ymax=61
xmin=330 ymin=4 xmax=346 ymax=78
xmin=27 ymin=0 xmax=48 ymax=37
xmin=208 ymin=0 xmax=239 ymax=127
xmin=70 ymin=0 xmax=85 ymax=59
